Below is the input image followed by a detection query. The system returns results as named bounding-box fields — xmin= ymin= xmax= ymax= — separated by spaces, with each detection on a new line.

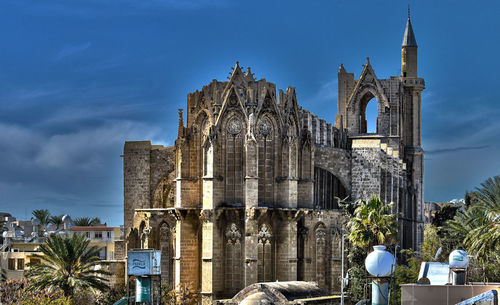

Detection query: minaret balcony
xmin=401 ymin=77 xmax=425 ymax=88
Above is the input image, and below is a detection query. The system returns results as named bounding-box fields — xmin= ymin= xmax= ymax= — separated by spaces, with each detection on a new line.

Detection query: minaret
xmin=401 ymin=7 xmax=418 ymax=78
xmin=400 ymin=8 xmax=425 ymax=250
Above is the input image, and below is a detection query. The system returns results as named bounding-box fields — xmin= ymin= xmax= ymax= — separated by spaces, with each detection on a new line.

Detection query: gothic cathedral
xmin=123 ymin=15 xmax=424 ymax=304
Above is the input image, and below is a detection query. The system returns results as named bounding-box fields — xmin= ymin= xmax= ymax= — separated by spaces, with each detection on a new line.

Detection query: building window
xmin=17 ymin=259 xmax=24 ymax=270
xmin=107 ymin=231 xmax=111 ymax=239
xmin=8 ymin=258 xmax=15 ymax=270
xmin=257 ymin=224 xmax=273 ymax=282
xmin=314 ymin=223 xmax=327 ymax=287
xmin=159 ymin=222 xmax=173 ymax=288
xmin=257 ymin=116 xmax=275 ymax=204
xmin=99 ymin=247 xmax=107 ymax=260
xmin=225 ymin=223 xmax=242 ymax=293
xmin=95 ymin=232 xmax=103 ymax=239
xmin=224 ymin=115 xmax=244 ymax=204
xmin=30 ymin=258 xmax=41 ymax=265
xmin=86 ymin=232 xmax=90 ymax=238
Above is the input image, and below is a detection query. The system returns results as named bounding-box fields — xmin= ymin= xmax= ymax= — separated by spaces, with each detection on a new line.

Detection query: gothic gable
xmin=346 ymin=58 xmax=390 ymax=111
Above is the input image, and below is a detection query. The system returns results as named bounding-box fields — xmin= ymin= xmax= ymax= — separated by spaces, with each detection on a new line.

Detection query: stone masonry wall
xmin=314 ymin=146 xmax=351 ymax=192
xmin=351 ymin=139 xmax=383 ymax=200
xmin=123 ymin=141 xmax=152 ymax=232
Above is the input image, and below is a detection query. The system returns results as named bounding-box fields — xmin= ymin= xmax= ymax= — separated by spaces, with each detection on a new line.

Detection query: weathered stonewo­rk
xmin=122 ymin=15 xmax=424 ymax=304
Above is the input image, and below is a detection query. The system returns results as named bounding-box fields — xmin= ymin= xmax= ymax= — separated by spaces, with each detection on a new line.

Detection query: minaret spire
xmin=401 ymin=8 xmax=418 ymax=77
xmin=402 ymin=15 xmax=417 ymax=47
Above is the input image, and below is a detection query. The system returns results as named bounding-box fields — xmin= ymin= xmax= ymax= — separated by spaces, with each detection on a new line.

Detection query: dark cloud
xmin=426 ymin=145 xmax=489 ymax=155
xmin=1 ymin=0 xmax=500 ymax=225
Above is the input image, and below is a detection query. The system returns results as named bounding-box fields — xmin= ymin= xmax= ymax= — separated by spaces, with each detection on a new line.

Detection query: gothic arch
xmin=297 ymin=226 xmax=309 ymax=281
xmin=221 ymin=112 xmax=246 ymax=204
xmin=139 ymin=221 xmax=147 ymax=249
xmin=257 ymin=223 xmax=273 ymax=282
xmin=215 ymin=85 xmax=248 ymax=127
xmin=126 ymin=228 xmax=139 ymax=250
xmin=313 ymin=222 xmax=328 ymax=287
xmin=152 ymin=175 xmax=175 ymax=208
xmin=256 ymin=114 xmax=279 ymax=205
xmin=158 ymin=221 xmax=174 ymax=288
xmin=346 ymin=83 xmax=390 ymax=135
xmin=313 ymin=167 xmax=348 ymax=209
xmin=224 ymin=223 xmax=242 ymax=293
xmin=331 ymin=226 xmax=342 ymax=259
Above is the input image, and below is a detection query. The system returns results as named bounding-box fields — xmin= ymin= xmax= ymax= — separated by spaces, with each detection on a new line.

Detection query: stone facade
xmin=122 ymin=17 xmax=424 ymax=304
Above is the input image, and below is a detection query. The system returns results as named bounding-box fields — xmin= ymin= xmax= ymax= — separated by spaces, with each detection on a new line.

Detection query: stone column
xmin=245 ymin=138 xmax=259 ymax=207
xmin=123 ymin=141 xmax=151 ymax=232
xmin=174 ymin=211 xmax=199 ymax=289
xmin=277 ymin=213 xmax=298 ymax=281
xmin=244 ymin=208 xmax=258 ymax=286
xmin=200 ymin=210 xmax=215 ymax=305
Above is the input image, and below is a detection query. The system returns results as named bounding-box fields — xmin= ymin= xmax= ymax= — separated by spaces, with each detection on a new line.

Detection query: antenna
xmin=408 ymin=4 xmax=411 ymax=20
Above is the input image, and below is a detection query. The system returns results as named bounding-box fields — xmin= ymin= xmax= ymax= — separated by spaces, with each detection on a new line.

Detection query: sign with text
xmin=127 ymin=249 xmax=161 ymax=276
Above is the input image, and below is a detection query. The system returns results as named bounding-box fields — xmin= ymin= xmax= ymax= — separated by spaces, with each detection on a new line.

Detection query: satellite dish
xmin=434 ymin=247 xmax=442 ymax=261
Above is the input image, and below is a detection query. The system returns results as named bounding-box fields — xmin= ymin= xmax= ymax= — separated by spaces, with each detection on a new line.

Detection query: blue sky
xmin=1 ymin=0 xmax=499 ymax=226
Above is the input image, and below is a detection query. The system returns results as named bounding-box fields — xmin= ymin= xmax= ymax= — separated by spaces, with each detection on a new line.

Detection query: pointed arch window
xmin=159 ymin=222 xmax=173 ymax=288
xmin=225 ymin=223 xmax=242 ymax=292
xmin=257 ymin=224 xmax=273 ymax=282
xmin=225 ymin=116 xmax=244 ymax=203
xmin=314 ymin=224 xmax=327 ymax=287
xmin=257 ymin=117 xmax=275 ymax=204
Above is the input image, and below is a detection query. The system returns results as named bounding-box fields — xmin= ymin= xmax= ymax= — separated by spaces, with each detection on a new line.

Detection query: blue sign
xmin=128 ymin=250 xmax=162 ymax=276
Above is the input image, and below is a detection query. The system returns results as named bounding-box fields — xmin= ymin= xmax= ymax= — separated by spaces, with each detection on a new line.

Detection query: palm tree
xmin=347 ymin=195 xmax=398 ymax=249
xmin=32 ymin=209 xmax=51 ymax=227
xmin=74 ymin=217 xmax=101 ymax=227
xmin=26 ymin=233 xmax=111 ymax=297
xmin=447 ymin=176 xmax=500 ymax=261
xmin=49 ymin=215 xmax=64 ymax=230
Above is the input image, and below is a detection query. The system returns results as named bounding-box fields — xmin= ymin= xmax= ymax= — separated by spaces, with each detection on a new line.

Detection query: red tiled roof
xmin=70 ymin=226 xmax=117 ymax=231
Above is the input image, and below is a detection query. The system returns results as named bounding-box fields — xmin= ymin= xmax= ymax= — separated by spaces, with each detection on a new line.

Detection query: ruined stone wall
xmin=351 ymin=138 xmax=407 ymax=203
xmin=313 ymin=146 xmax=351 ymax=193
xmin=301 ymin=110 xmax=347 ymax=149
xmin=123 ymin=141 xmax=152 ymax=232
xmin=150 ymin=146 xmax=175 ymax=208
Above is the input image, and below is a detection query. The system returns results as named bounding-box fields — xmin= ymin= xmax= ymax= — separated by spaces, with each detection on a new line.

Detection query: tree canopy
xmin=347 ymin=196 xmax=398 ymax=249
xmin=32 ymin=209 xmax=51 ymax=226
xmin=26 ymin=233 xmax=110 ymax=297
xmin=74 ymin=217 xmax=101 ymax=227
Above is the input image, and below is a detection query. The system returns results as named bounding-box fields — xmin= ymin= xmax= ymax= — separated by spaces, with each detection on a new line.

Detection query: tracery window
xmin=315 ymin=223 xmax=327 ymax=286
xmin=159 ymin=222 xmax=173 ymax=288
xmin=257 ymin=224 xmax=273 ymax=282
xmin=331 ymin=228 xmax=342 ymax=259
xmin=297 ymin=226 xmax=309 ymax=281
xmin=257 ymin=117 xmax=275 ymax=204
xmin=225 ymin=116 xmax=244 ymax=203
xmin=225 ymin=223 xmax=242 ymax=292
